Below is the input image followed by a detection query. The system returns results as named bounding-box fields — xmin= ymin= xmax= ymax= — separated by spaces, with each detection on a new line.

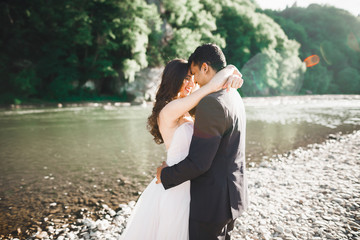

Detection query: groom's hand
xmin=156 ymin=161 xmax=168 ymax=184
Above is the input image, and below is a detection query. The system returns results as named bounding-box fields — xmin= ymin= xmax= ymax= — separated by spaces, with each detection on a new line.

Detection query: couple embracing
xmin=121 ymin=43 xmax=249 ymax=240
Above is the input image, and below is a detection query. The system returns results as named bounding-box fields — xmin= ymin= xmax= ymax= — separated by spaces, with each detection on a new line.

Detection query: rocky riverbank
xmin=8 ymin=130 xmax=358 ymax=240
xmin=232 ymin=130 xmax=360 ymax=240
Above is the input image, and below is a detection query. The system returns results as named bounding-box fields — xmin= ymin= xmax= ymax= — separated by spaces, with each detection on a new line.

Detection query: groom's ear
xmin=201 ymin=62 xmax=209 ymax=73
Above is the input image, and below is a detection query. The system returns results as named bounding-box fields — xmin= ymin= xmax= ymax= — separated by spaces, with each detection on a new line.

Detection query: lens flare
xmin=347 ymin=32 xmax=360 ymax=52
xmin=319 ymin=44 xmax=332 ymax=65
xmin=304 ymin=55 xmax=320 ymax=67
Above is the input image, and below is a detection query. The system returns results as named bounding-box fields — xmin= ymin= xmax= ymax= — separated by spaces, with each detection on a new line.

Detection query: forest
xmin=1 ymin=0 xmax=359 ymax=104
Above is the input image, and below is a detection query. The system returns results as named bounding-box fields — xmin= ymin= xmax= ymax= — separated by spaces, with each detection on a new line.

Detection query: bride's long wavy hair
xmin=147 ymin=59 xmax=189 ymax=144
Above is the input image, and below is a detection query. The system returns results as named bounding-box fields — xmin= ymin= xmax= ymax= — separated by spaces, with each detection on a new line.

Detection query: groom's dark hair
xmin=188 ymin=43 xmax=226 ymax=72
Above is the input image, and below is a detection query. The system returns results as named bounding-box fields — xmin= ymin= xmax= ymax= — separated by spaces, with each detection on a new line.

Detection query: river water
xmin=0 ymin=95 xmax=359 ymax=236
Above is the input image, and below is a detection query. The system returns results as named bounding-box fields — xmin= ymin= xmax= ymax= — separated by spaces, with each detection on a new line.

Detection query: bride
xmin=120 ymin=59 xmax=242 ymax=239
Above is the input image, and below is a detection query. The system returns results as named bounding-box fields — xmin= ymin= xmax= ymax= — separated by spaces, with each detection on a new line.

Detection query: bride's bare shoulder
xmin=158 ymin=99 xmax=180 ymax=125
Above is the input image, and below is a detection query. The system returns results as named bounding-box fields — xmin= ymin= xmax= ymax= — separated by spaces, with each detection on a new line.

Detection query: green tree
xmin=208 ymin=0 xmax=305 ymax=96
xmin=161 ymin=0 xmax=225 ymax=60
xmin=336 ymin=67 xmax=360 ymax=94
xmin=301 ymin=64 xmax=333 ymax=94
xmin=0 ymin=0 xmax=162 ymax=103
xmin=264 ymin=4 xmax=360 ymax=94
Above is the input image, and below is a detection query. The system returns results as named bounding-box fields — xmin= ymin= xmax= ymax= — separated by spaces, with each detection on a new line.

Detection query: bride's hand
xmin=207 ymin=65 xmax=243 ymax=92
xmin=207 ymin=65 xmax=236 ymax=92
xmin=223 ymin=70 xmax=244 ymax=92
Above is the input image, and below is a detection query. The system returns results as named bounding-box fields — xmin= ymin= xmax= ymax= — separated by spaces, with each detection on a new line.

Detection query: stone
xmin=109 ymin=209 xmax=116 ymax=217
xmin=66 ymin=232 xmax=76 ymax=239
xmin=96 ymin=219 xmax=110 ymax=231
xmin=123 ymin=67 xmax=164 ymax=102
xmin=35 ymin=231 xmax=48 ymax=239
xmin=275 ymin=225 xmax=284 ymax=234
xmin=332 ymin=198 xmax=344 ymax=205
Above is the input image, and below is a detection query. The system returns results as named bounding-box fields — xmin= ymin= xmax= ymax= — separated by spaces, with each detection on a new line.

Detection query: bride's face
xmin=178 ymin=71 xmax=195 ymax=98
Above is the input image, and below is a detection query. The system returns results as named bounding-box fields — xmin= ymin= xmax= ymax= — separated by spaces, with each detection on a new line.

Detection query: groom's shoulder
xmin=208 ymin=89 xmax=226 ymax=101
xmin=197 ymin=91 xmax=223 ymax=111
xmin=200 ymin=90 xmax=223 ymax=105
xmin=205 ymin=89 xmax=244 ymax=112
xmin=206 ymin=89 xmax=240 ymax=105
xmin=196 ymin=94 xmax=225 ymax=120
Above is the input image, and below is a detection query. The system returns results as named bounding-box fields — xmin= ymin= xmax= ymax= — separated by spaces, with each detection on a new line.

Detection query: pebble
xmin=275 ymin=225 xmax=284 ymax=234
xmin=35 ymin=231 xmax=48 ymax=239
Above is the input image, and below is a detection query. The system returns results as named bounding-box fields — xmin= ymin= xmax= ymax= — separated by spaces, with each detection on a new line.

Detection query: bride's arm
xmin=159 ymin=65 xmax=237 ymax=126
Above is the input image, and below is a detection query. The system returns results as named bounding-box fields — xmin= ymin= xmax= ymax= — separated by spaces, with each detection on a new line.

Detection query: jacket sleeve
xmin=161 ymin=95 xmax=226 ymax=190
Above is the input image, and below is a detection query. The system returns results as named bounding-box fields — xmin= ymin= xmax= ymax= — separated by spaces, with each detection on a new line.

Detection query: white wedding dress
xmin=121 ymin=122 xmax=194 ymax=240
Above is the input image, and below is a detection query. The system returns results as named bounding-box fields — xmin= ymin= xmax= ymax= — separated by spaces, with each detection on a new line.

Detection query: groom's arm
xmin=160 ymin=95 xmax=226 ymax=190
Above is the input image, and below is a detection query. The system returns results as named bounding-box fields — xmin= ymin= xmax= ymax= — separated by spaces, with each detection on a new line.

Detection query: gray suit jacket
xmin=161 ymin=88 xmax=248 ymax=223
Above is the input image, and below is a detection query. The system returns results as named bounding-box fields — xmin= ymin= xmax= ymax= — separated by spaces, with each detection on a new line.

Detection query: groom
xmin=157 ymin=43 xmax=248 ymax=240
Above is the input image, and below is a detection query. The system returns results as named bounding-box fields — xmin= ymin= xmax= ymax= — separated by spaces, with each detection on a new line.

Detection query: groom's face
xmin=190 ymin=62 xmax=215 ymax=87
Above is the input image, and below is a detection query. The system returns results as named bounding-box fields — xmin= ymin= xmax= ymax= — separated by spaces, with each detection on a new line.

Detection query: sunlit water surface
xmin=1 ymin=95 xmax=360 ymax=185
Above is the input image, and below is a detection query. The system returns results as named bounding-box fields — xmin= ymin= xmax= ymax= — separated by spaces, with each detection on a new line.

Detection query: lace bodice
xmin=166 ymin=122 xmax=194 ymax=167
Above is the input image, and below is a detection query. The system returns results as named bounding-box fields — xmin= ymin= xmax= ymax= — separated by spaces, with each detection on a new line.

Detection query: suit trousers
xmin=189 ymin=218 xmax=235 ymax=240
